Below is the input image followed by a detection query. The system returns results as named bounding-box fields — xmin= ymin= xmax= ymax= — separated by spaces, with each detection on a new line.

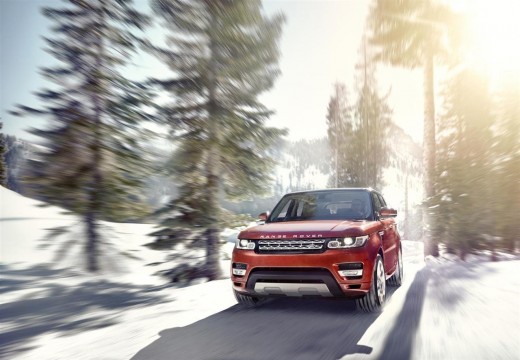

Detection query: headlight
xmin=328 ymin=235 xmax=368 ymax=249
xmin=236 ymin=239 xmax=255 ymax=250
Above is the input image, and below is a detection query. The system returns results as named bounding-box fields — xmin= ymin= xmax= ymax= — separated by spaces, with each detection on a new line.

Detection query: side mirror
xmin=258 ymin=212 xmax=269 ymax=222
xmin=380 ymin=207 xmax=397 ymax=218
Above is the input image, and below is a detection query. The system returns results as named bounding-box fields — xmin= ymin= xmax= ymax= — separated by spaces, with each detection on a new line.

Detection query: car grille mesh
xmin=256 ymin=239 xmax=327 ymax=254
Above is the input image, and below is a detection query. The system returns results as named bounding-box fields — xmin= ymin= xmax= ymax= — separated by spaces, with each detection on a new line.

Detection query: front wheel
xmin=388 ymin=248 xmax=403 ymax=286
xmin=356 ymin=255 xmax=386 ymax=312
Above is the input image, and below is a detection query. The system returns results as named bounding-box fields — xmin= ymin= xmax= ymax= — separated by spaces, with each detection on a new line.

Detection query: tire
xmin=388 ymin=247 xmax=403 ymax=287
xmin=356 ymin=254 xmax=386 ymax=312
xmin=233 ymin=289 xmax=263 ymax=307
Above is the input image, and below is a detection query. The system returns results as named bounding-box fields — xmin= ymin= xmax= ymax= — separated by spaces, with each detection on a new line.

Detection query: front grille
xmin=255 ymin=239 xmax=327 ymax=254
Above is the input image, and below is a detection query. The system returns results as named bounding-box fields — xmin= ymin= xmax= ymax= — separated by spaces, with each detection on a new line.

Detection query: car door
xmin=372 ymin=192 xmax=397 ymax=273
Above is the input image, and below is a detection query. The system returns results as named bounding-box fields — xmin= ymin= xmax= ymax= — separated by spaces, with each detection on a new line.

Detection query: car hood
xmin=238 ymin=220 xmax=380 ymax=239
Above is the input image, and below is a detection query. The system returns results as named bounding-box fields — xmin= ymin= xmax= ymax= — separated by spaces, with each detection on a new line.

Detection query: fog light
xmin=338 ymin=263 xmax=363 ymax=277
xmin=338 ymin=269 xmax=363 ymax=277
xmin=232 ymin=262 xmax=247 ymax=276
xmin=232 ymin=269 xmax=246 ymax=276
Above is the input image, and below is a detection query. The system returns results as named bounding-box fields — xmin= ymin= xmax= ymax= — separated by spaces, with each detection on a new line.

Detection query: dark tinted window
xmin=377 ymin=194 xmax=387 ymax=208
xmin=372 ymin=192 xmax=383 ymax=213
xmin=268 ymin=190 xmax=373 ymax=222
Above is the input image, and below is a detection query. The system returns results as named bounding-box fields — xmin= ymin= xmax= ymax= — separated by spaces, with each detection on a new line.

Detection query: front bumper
xmin=231 ymin=248 xmax=376 ymax=298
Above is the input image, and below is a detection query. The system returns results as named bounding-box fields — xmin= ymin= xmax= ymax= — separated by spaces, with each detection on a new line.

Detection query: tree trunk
xmin=204 ymin=8 xmax=223 ymax=281
xmin=205 ymin=168 xmax=223 ymax=280
xmin=423 ymin=49 xmax=439 ymax=257
xmin=86 ymin=119 xmax=102 ymax=272
xmin=86 ymin=0 xmax=107 ymax=272
xmin=85 ymin=206 xmax=99 ymax=272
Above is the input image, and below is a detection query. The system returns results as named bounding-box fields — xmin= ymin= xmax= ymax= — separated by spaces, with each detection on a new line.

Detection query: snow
xmin=1 ymin=186 xmax=519 ymax=360
xmin=0 ymin=186 xmax=167 ymax=284
xmin=340 ymin=251 xmax=520 ymax=360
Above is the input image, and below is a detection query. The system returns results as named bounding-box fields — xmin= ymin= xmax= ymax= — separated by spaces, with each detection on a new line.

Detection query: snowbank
xmin=0 ymin=186 xmax=235 ymax=285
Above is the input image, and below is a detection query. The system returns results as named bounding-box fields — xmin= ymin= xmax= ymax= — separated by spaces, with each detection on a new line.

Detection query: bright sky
xmin=0 ymin=0 xmax=424 ymax=144
xmin=262 ymin=0 xmax=423 ymax=142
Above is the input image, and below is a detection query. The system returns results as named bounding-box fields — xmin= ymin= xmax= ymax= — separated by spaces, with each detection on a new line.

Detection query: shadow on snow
xmin=132 ymin=288 xmax=399 ymax=360
xmin=0 ymin=263 xmax=168 ymax=359
xmin=378 ymin=268 xmax=430 ymax=360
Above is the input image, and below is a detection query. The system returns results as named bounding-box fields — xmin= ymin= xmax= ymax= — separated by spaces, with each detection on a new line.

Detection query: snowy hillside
xmin=0 ymin=185 xmax=237 ymax=282
xmin=1 ymin=186 xmax=170 ymax=284
xmin=273 ymin=138 xmax=330 ymax=193
xmin=1 ymin=187 xmax=519 ymax=360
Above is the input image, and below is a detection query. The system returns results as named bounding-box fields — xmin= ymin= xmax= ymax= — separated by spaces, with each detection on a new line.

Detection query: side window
xmin=372 ymin=193 xmax=382 ymax=214
xmin=275 ymin=200 xmax=292 ymax=219
xmin=378 ymin=194 xmax=387 ymax=208
xmin=299 ymin=200 xmax=318 ymax=219
xmin=296 ymin=200 xmax=304 ymax=217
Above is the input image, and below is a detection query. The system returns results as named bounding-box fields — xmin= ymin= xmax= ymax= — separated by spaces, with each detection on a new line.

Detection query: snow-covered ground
xmin=1 ymin=187 xmax=519 ymax=359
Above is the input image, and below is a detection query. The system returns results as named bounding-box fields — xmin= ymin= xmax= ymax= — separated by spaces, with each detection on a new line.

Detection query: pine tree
xmin=12 ymin=0 xmax=151 ymax=272
xmin=326 ymin=83 xmax=352 ymax=187
xmin=492 ymin=78 xmax=520 ymax=252
xmin=433 ymin=67 xmax=494 ymax=259
xmin=352 ymin=85 xmax=391 ymax=189
xmin=151 ymin=0 xmax=285 ymax=280
xmin=368 ymin=0 xmax=458 ymax=256
xmin=351 ymin=35 xmax=391 ymax=189
xmin=324 ymin=34 xmax=391 ymax=191
xmin=0 ymin=122 xmax=6 ymax=186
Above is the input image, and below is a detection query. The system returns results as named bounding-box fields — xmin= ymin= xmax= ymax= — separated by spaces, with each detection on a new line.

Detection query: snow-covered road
xmin=1 ymin=187 xmax=519 ymax=360
xmin=130 ymin=243 xmax=520 ymax=360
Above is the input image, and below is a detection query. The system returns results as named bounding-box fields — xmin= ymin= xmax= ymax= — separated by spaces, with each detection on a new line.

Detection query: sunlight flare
xmin=464 ymin=0 xmax=520 ymax=80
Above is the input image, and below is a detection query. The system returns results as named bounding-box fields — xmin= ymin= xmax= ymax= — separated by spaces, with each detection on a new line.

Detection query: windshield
xmin=267 ymin=190 xmax=373 ymax=222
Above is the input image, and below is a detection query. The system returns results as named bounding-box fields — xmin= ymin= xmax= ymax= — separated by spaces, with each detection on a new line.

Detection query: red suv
xmin=231 ymin=188 xmax=402 ymax=312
